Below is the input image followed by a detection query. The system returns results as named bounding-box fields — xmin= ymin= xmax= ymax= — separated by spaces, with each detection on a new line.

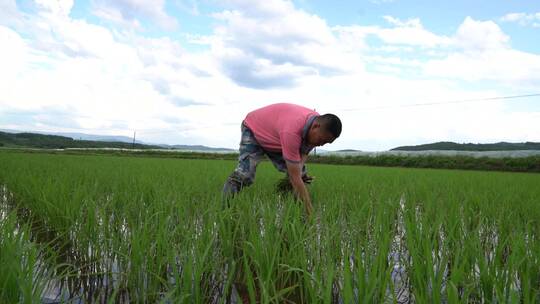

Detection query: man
xmin=222 ymin=103 xmax=342 ymax=216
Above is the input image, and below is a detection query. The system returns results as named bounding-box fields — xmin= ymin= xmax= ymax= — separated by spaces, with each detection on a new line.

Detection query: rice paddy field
xmin=1 ymin=150 xmax=540 ymax=303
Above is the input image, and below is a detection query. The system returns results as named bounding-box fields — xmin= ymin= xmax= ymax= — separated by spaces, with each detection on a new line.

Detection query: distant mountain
xmin=0 ymin=129 xmax=143 ymax=144
xmin=0 ymin=130 xmax=235 ymax=152
xmin=391 ymin=141 xmax=540 ymax=151
xmin=164 ymin=144 xmax=235 ymax=152
xmin=335 ymin=149 xmax=362 ymax=153
xmin=54 ymin=132 xmax=143 ymax=144
xmin=0 ymin=131 xmax=160 ymax=149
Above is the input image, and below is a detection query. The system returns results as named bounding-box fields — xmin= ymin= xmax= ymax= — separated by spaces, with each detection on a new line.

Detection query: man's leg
xmin=265 ymin=151 xmax=308 ymax=177
xmin=222 ymin=124 xmax=265 ymax=201
xmin=265 ymin=151 xmax=309 ymax=195
xmin=222 ymin=124 xmax=265 ymax=303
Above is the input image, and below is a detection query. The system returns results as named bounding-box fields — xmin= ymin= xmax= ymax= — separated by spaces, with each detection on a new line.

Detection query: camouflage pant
xmin=222 ymin=122 xmax=306 ymax=198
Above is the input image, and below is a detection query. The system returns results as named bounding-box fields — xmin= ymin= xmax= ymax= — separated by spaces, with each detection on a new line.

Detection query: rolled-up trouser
xmin=222 ymin=122 xmax=306 ymax=199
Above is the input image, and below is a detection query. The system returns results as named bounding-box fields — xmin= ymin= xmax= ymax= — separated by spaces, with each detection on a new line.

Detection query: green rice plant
xmin=0 ymin=212 xmax=50 ymax=303
xmin=1 ymin=150 xmax=540 ymax=303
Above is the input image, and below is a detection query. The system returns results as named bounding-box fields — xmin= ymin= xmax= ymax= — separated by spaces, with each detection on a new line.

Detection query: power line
xmin=339 ymin=93 xmax=540 ymax=112
xmin=138 ymin=93 xmax=540 ymax=136
xmin=2 ymin=93 xmax=539 ymax=137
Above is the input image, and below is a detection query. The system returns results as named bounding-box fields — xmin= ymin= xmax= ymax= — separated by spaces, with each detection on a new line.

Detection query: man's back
xmin=244 ymin=103 xmax=319 ymax=162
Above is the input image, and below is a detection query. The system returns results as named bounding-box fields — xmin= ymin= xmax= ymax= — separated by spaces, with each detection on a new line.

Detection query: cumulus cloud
xmin=211 ymin=0 xmax=363 ymax=89
xmin=331 ymin=16 xmax=452 ymax=76
xmin=0 ymin=2 xmax=210 ymax=137
xmin=454 ymin=17 xmax=510 ymax=51
xmin=424 ymin=17 xmax=540 ymax=86
xmin=219 ymin=52 xmax=317 ymax=89
xmin=0 ymin=107 xmax=82 ymax=131
xmin=424 ymin=49 xmax=540 ymax=85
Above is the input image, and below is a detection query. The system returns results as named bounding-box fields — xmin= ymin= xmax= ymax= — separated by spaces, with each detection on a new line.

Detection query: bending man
xmin=222 ymin=103 xmax=342 ymax=216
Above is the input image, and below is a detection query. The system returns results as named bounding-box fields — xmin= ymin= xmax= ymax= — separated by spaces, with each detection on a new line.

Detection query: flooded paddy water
xmin=1 ymin=151 xmax=539 ymax=303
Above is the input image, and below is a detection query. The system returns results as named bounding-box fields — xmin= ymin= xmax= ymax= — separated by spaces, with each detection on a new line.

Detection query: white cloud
xmin=500 ymin=12 xmax=540 ymax=27
xmin=0 ymin=3 xmax=207 ymax=137
xmin=92 ymin=0 xmax=178 ymax=30
xmin=211 ymin=0 xmax=364 ymax=88
xmin=92 ymin=6 xmax=142 ymax=30
xmin=424 ymin=49 xmax=540 ymax=85
xmin=0 ymin=26 xmax=28 ymax=77
xmin=334 ymin=16 xmax=451 ymax=49
xmin=383 ymin=15 xmax=418 ymax=27
xmin=455 ymin=17 xmax=509 ymax=52
xmin=500 ymin=13 xmax=527 ymax=23
xmin=424 ymin=17 xmax=540 ymax=87
xmin=35 ymin=0 xmax=74 ymax=17
xmin=0 ymin=0 xmax=24 ymax=28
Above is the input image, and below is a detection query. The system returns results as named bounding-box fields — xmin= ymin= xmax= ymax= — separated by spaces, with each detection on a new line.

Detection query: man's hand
xmin=286 ymin=161 xmax=313 ymax=217
xmin=300 ymin=154 xmax=314 ymax=184
xmin=302 ymin=174 xmax=314 ymax=184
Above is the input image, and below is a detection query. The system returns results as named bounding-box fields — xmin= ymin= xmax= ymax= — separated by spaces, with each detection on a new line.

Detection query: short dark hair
xmin=318 ymin=114 xmax=342 ymax=138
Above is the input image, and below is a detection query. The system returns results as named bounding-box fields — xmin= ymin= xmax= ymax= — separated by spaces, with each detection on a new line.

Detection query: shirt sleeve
xmin=279 ymin=131 xmax=302 ymax=163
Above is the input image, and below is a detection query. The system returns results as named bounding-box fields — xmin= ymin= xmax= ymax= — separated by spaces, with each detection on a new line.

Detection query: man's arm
xmin=301 ymin=153 xmax=308 ymax=165
xmin=300 ymin=154 xmax=314 ymax=184
xmin=286 ymin=160 xmax=313 ymax=217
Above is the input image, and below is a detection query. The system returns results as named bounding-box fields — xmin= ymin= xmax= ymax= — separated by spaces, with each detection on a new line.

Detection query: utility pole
xmin=132 ymin=131 xmax=136 ymax=149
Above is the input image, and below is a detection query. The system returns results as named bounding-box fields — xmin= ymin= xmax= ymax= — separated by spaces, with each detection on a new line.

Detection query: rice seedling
xmin=0 ymin=150 xmax=539 ymax=303
xmin=0 ymin=204 xmax=52 ymax=303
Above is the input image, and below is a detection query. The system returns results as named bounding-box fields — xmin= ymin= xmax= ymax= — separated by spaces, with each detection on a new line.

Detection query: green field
xmin=1 ymin=151 xmax=539 ymax=303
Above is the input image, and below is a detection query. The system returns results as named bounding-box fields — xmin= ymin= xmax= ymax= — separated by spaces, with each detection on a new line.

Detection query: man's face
xmin=307 ymin=123 xmax=336 ymax=147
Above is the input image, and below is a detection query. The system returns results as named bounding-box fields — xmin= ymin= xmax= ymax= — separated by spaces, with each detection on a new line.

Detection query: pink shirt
xmin=244 ymin=103 xmax=319 ymax=162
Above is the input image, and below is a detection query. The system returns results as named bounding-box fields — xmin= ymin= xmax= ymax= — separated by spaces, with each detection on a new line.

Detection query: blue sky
xmin=1 ymin=0 xmax=539 ymax=150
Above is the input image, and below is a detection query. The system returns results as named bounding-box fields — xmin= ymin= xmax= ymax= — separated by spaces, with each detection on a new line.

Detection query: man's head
xmin=307 ymin=114 xmax=342 ymax=147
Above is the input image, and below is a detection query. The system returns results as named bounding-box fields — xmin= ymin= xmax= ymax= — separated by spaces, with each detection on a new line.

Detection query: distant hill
xmin=335 ymin=149 xmax=362 ymax=153
xmin=391 ymin=141 xmax=540 ymax=151
xmin=0 ymin=131 xmax=160 ymax=149
xmin=163 ymin=144 xmax=236 ymax=152
xmin=53 ymin=132 xmax=143 ymax=144
xmin=0 ymin=129 xmax=143 ymax=144
xmin=0 ymin=130 xmax=235 ymax=152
